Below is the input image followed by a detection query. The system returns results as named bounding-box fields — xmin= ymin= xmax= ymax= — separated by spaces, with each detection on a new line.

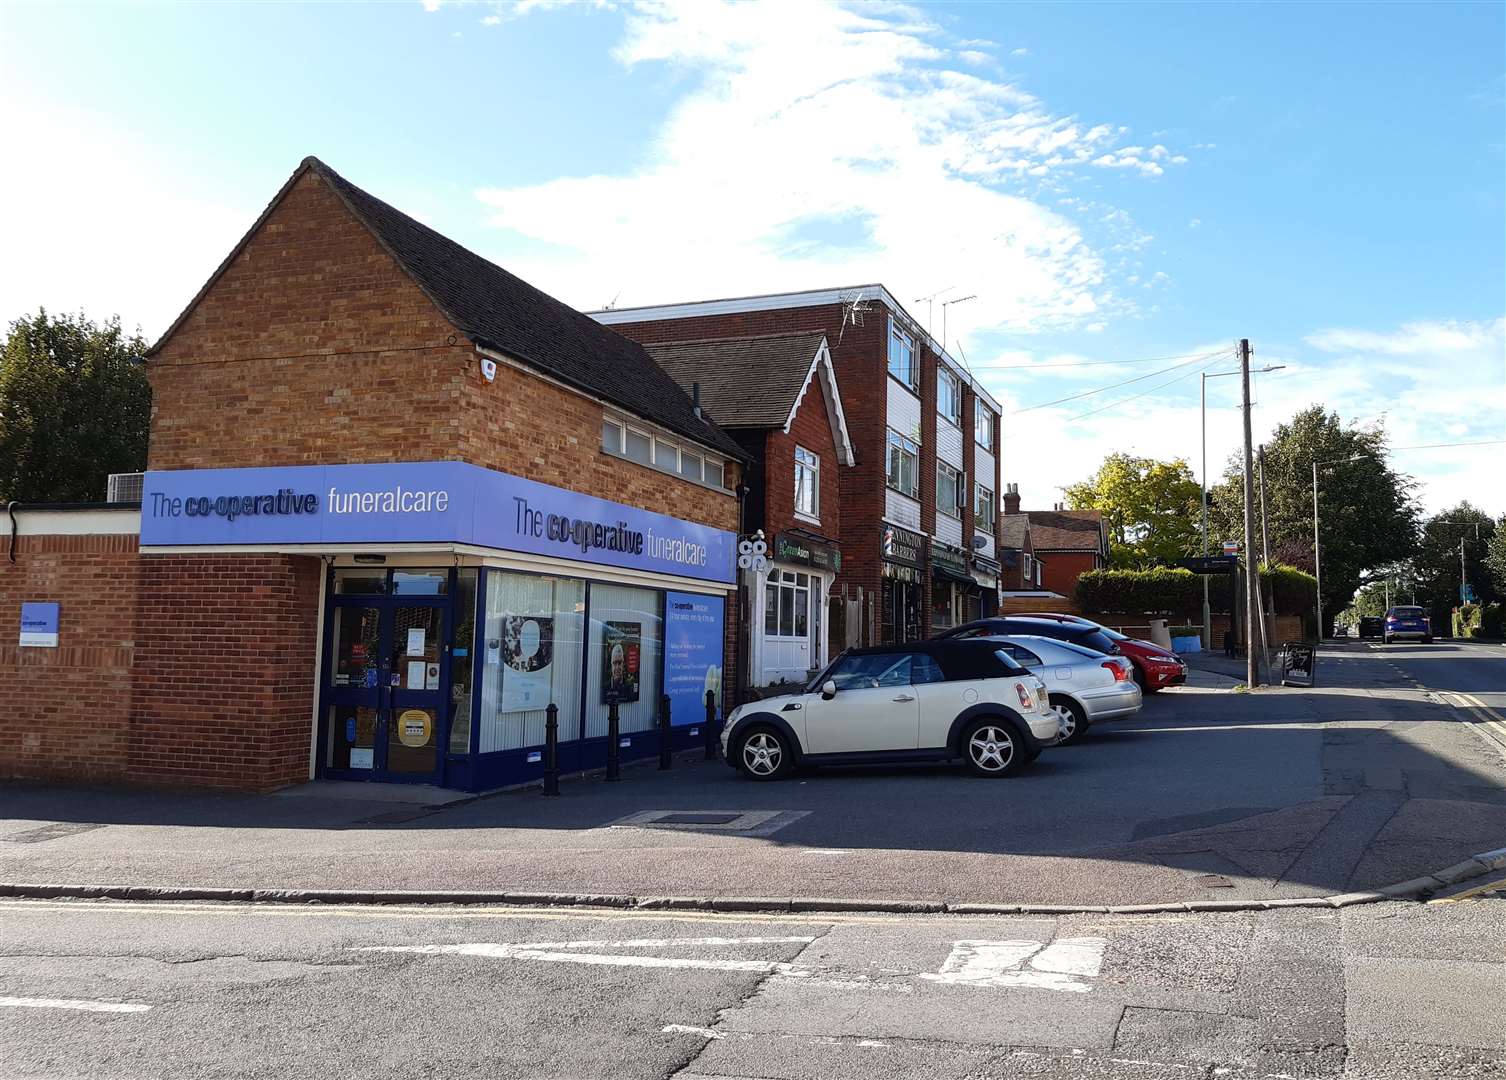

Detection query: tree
xmin=1412 ymin=503 xmax=1500 ymax=613
xmin=0 ymin=310 xmax=150 ymax=503
xmin=1062 ymin=453 xmax=1202 ymax=568
xmin=1206 ymin=406 xmax=1419 ymax=634
xmin=1487 ymin=515 xmax=1506 ymax=595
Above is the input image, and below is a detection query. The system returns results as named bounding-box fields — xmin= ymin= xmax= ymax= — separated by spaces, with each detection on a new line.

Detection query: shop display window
xmin=584 ymin=582 xmax=662 ymax=736
xmin=478 ymin=572 xmax=586 ymax=752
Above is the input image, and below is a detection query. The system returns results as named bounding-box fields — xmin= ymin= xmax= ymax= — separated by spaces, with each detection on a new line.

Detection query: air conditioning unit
xmin=107 ymin=472 xmax=145 ymax=504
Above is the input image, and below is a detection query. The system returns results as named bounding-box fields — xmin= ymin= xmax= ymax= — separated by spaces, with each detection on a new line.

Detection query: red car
xmin=1008 ymin=613 xmax=1188 ymax=693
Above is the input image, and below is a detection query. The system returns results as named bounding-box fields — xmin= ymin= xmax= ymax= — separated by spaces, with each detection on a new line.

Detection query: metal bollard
xmin=605 ymin=699 xmax=621 ymax=782
xmin=704 ymin=689 xmax=718 ymax=760
xmin=658 ymin=694 xmax=672 ymax=770
xmin=542 ymin=703 xmax=560 ymax=797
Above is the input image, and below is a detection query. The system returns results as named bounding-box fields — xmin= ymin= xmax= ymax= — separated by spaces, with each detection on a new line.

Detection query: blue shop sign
xmin=19 ymin=602 xmax=60 ymax=648
xmin=664 ymin=591 xmax=725 ymax=726
xmin=140 ymin=461 xmax=736 ymax=585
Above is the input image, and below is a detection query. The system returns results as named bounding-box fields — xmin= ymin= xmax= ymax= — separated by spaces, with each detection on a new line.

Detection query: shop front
xmin=139 ymin=460 xmax=734 ymax=791
xmin=752 ymin=530 xmax=841 ymax=685
xmin=970 ymin=552 xmax=1002 ymax=620
xmin=880 ymin=523 xmax=926 ymax=644
xmin=929 ymin=540 xmax=976 ymax=632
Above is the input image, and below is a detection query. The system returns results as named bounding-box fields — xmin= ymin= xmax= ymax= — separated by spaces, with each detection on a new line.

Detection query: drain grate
xmin=606 ymin=809 xmax=811 ymax=837
xmin=1 ymin=822 xmax=107 ymax=844
xmin=656 ymin=813 xmax=741 ymax=826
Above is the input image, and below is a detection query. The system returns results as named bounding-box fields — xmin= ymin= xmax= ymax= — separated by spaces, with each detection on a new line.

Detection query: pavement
xmin=1 ymin=892 xmax=1501 ymax=1079
xmin=3 ymin=639 xmax=1505 ymax=910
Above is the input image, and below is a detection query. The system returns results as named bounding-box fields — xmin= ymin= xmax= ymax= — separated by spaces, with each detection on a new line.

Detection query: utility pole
xmin=1239 ymin=339 xmax=1260 ymax=687
xmin=1312 ymin=460 xmax=1322 ymax=642
xmin=1201 ymin=375 xmax=1211 ymax=650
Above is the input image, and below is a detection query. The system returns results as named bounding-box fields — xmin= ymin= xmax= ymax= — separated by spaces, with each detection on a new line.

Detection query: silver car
xmin=990 ymin=635 xmax=1141 ymax=745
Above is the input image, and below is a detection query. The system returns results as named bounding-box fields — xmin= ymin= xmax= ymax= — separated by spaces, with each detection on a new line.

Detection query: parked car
xmin=721 ymin=639 xmax=1057 ymax=781
xmin=1383 ymin=605 xmax=1433 ymax=644
xmin=991 ymin=635 xmax=1141 ymax=745
xmin=1358 ymin=615 xmax=1384 ymax=639
xmin=938 ymin=616 xmax=1188 ymax=693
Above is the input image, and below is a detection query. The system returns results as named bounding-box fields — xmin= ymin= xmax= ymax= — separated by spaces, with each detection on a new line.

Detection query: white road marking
xmin=361 ymin=943 xmax=801 ymax=974
xmin=800 ymin=849 xmax=849 ymax=856
xmin=0 ymin=996 xmax=151 ymax=1013
xmin=919 ymin=937 xmax=1107 ymax=993
xmin=662 ymin=1024 xmax=724 ymax=1039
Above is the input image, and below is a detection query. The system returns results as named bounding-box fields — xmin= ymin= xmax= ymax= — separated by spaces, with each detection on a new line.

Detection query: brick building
xmin=2 ymin=157 xmax=746 ymax=792
xmin=596 ymin=287 xmax=1006 ymax=644
xmin=1000 ymin=486 xmax=1110 ymax=598
xmin=642 ymin=333 xmax=856 ymax=686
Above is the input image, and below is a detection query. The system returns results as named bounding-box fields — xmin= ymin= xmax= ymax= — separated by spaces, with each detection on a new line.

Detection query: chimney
xmin=1003 ymin=483 xmax=1021 ymax=516
xmin=692 ymin=382 xmax=702 ymax=419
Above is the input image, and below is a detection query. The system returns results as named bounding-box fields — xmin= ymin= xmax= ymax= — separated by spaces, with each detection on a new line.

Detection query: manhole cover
xmin=657 ymin=813 xmax=741 ymax=825
xmin=1 ymin=822 xmax=106 ymax=844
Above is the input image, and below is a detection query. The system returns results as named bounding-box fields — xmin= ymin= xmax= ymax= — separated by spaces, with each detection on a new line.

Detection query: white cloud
xmin=1305 ymin=317 xmax=1505 ymax=356
xmin=1011 ymin=47 xmax=1030 ymax=57
xmin=422 ymin=0 xmax=442 ymax=11
xmin=1187 ymin=217 xmax=1202 ymax=228
xmin=476 ymin=0 xmax=1184 ymax=333
xmin=957 ymin=49 xmax=992 ymax=66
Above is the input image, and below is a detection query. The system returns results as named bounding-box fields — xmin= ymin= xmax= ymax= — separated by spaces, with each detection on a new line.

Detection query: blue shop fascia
xmin=140 ymin=459 xmax=736 ymax=791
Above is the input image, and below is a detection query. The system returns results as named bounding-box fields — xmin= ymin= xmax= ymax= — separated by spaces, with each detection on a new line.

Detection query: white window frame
xmin=763 ymin=570 xmax=813 ymax=640
xmin=794 ymin=445 xmax=819 ymax=522
xmin=938 ymin=367 xmax=962 ymax=427
xmin=974 ymin=400 xmax=996 ymax=449
xmin=601 ymin=412 xmax=729 ymax=491
xmin=937 ymin=461 xmax=964 ymax=520
xmin=886 ymin=429 xmax=919 ymax=498
xmin=975 ymin=483 xmax=996 ymax=531
xmin=1023 ymin=552 xmax=1034 ymax=580
xmin=888 ymin=317 xmax=918 ymax=391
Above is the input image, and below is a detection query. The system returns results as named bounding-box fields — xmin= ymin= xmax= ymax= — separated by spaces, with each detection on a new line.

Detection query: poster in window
xmin=601 ymin=620 xmax=642 ymax=704
xmin=665 ymin=592 xmax=724 ymax=726
xmin=501 ymin=614 xmax=554 ymax=712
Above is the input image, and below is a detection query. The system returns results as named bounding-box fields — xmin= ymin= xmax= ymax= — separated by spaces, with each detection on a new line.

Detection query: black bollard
xmin=542 ymin=703 xmax=560 ymax=797
xmin=704 ymin=689 xmax=718 ymax=760
xmin=658 ymin=694 xmax=672 ymax=770
xmin=605 ymin=698 xmax=621 ymax=782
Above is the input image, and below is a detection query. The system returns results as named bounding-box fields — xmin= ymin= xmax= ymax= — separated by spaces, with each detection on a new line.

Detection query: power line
xmin=968 ymin=349 xmax=1238 ymax=371
xmin=1010 ymin=348 xmax=1233 ymax=414
xmin=1385 ymin=439 xmax=1506 ymax=453
xmin=1064 ymin=353 xmax=1233 ymax=422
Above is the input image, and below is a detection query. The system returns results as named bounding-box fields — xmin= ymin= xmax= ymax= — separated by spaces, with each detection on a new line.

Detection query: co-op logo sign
xmin=148 ymin=485 xmax=450 ymax=523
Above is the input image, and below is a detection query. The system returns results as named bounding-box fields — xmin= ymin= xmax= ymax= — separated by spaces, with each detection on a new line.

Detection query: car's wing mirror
xmin=821 ymin=680 xmax=837 ymax=700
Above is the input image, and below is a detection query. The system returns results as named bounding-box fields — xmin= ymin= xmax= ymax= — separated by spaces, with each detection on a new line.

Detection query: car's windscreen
xmin=1390 ymin=607 xmax=1425 ymax=617
xmin=1099 ymin=626 xmax=1127 ymax=641
xmin=824 ymin=652 xmax=912 ymax=690
xmin=1045 ymin=639 xmax=1106 ymax=660
xmin=1073 ymin=629 xmax=1118 ymax=653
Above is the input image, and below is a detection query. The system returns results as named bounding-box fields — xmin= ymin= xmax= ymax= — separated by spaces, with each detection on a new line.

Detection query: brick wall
xmin=150 ymin=167 xmax=738 ymax=537
xmin=0 ymin=532 xmax=139 ymax=784
xmin=763 ymin=370 xmax=842 ymax=541
xmin=1038 ymin=550 xmax=1101 ymax=598
xmin=129 ymin=553 xmax=322 ymax=791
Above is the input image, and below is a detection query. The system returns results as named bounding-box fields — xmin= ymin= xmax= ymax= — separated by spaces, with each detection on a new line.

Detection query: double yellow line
xmin=1443 ymin=691 xmax=1506 ymax=754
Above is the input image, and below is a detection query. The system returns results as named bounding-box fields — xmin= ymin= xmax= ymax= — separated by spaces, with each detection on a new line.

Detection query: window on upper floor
xmin=888 ymin=317 xmax=918 ymax=391
xmin=601 ymin=413 xmax=728 ymax=490
xmin=937 ymin=461 xmax=964 ymax=519
xmin=938 ymin=367 xmax=962 ymax=427
xmin=886 ymin=429 xmax=919 ymax=498
xmin=974 ymin=400 xmax=996 ymax=449
xmin=794 ymin=445 xmax=819 ymax=520
xmin=975 ymin=484 xmax=996 ymax=531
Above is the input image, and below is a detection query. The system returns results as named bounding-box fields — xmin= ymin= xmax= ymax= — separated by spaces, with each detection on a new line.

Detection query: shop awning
xmin=932 ymin=563 xmax=977 ymax=588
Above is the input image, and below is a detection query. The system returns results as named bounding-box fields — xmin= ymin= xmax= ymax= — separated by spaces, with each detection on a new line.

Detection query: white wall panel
xmin=885 ymin=489 xmax=922 ymax=530
xmin=886 ymin=378 xmax=922 ymax=441
xmin=935 ymin=513 xmax=963 ymax=547
xmin=937 ymin=419 xmax=964 ymax=468
xmin=975 ymin=446 xmax=997 ymax=493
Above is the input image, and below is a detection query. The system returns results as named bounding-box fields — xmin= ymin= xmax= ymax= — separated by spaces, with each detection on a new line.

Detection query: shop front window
xmin=585 ymin=583 xmax=663 ymax=736
xmin=449 ymin=569 xmax=477 ymax=754
xmin=479 ymin=572 xmax=586 ymax=752
xmin=931 ymin=580 xmax=957 ymax=631
xmin=764 ymin=571 xmax=811 ymax=639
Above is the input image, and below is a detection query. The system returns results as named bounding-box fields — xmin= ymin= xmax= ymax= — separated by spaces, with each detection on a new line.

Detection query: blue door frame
xmin=318 ymin=571 xmax=453 ymax=786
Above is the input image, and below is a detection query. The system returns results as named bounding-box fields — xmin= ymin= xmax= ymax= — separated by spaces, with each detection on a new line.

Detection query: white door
xmin=803 ymin=651 xmax=919 ymax=753
xmin=761 ymin=569 xmax=815 ymax=683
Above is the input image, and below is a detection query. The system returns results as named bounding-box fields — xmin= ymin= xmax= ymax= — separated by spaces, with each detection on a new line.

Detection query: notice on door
xmin=349 ymin=748 xmax=374 ymax=770
xmin=425 ymin=662 xmax=441 ymax=690
xmin=398 ymin=709 xmax=432 ymax=748
xmin=406 ymin=661 xmax=427 ymax=689
xmin=406 ymin=627 xmax=426 ymax=656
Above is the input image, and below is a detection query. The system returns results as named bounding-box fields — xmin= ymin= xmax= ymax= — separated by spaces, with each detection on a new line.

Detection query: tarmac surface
xmin=3 ymin=640 xmax=1505 ymax=909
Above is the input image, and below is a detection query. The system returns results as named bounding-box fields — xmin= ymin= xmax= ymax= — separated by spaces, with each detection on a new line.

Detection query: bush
xmin=1481 ymin=603 xmax=1505 ymax=638
xmin=1262 ymin=564 xmax=1317 ymax=616
xmin=1075 ymin=562 xmax=1317 ymax=617
xmin=1454 ymin=604 xmax=1482 ymax=638
xmin=1168 ymin=625 xmax=1200 ymax=637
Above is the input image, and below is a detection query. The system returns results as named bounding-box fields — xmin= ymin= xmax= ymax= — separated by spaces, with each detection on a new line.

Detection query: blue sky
xmin=2 ymin=1 xmax=1501 ymax=515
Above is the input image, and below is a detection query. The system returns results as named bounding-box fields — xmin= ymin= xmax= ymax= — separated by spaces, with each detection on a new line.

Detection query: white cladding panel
xmin=886 ymin=378 xmax=922 ymax=441
xmin=937 ymin=419 xmax=964 ymax=469
xmin=975 ymin=446 xmax=997 ymax=492
xmin=885 ymin=489 xmax=922 ymax=530
xmin=934 ymin=513 xmax=963 ymax=547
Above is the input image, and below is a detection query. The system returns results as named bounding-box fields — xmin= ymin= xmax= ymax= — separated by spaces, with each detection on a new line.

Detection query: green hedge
xmin=1455 ymin=603 xmax=1503 ymax=639
xmin=1075 ymin=563 xmax=1317 ymax=617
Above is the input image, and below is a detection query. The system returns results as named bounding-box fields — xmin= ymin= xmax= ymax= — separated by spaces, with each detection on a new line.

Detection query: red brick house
xmin=999 ymin=486 xmax=1044 ymax=594
xmin=595 ymin=286 xmax=1005 ymax=644
xmin=1001 ymin=486 xmax=1110 ymax=598
xmin=642 ymin=333 xmax=856 ymax=685
xmin=2 ymin=156 xmax=745 ymax=793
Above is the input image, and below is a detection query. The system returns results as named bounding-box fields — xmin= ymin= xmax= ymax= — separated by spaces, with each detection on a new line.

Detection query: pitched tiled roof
xmin=1000 ymin=514 xmax=1030 ymax=550
xmin=151 ymin=157 xmax=744 ymax=460
xmin=1026 ymin=510 xmax=1106 ymax=552
xmin=644 ymin=333 xmax=826 ymax=429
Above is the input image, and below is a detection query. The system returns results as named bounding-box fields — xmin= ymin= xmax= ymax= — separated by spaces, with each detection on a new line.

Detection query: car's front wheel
xmin=962 ymin=717 xmax=1026 ymax=778
xmin=734 ymin=725 xmax=794 ymax=781
xmin=1048 ymin=694 xmax=1089 ymax=746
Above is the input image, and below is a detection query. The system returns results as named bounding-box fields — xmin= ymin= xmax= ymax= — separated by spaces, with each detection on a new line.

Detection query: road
xmin=1 ymin=893 xmax=1502 ymax=1080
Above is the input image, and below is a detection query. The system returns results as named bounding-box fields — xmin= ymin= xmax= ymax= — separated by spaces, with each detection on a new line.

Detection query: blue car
xmin=1383 ymin=605 xmax=1432 ymax=644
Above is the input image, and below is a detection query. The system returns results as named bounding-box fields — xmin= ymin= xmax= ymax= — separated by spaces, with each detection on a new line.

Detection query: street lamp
xmin=1201 ymin=365 xmax=1285 ymax=648
xmin=1312 ymin=454 xmax=1368 ymax=643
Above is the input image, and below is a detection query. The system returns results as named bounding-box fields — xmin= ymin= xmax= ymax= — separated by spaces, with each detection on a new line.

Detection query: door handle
xmin=892 ymin=693 xmax=916 ymax=702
